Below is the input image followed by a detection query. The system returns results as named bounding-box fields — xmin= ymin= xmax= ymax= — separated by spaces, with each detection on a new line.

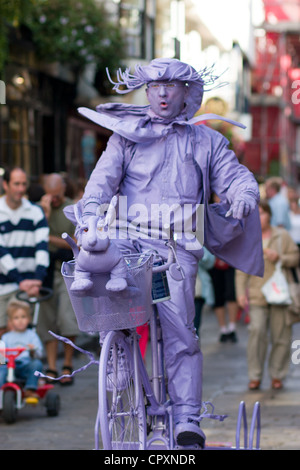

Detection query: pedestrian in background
xmin=265 ymin=177 xmax=291 ymax=230
xmin=194 ymin=247 xmax=215 ymax=336
xmin=236 ymin=200 xmax=299 ymax=391
xmin=287 ymin=186 xmax=300 ymax=254
xmin=209 ymin=257 xmax=239 ymax=343
xmin=207 ymin=193 xmax=238 ymax=343
xmin=0 ymin=167 xmax=49 ymax=337
xmin=38 ymin=173 xmax=79 ymax=385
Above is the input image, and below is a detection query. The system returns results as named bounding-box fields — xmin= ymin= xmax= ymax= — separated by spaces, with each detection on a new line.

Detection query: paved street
xmin=201 ymin=307 xmax=300 ymax=451
xmin=1 ymin=307 xmax=300 ymax=451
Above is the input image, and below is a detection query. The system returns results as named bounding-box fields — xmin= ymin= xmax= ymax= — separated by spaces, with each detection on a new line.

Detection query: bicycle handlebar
xmin=151 ymin=241 xmax=175 ymax=274
xmin=16 ymin=287 xmax=53 ymax=305
xmin=62 ymin=231 xmax=185 ymax=280
xmin=0 ymin=347 xmax=28 ymax=369
xmin=151 ymin=240 xmax=185 ymax=280
xmin=3 ymin=347 xmax=27 ymax=354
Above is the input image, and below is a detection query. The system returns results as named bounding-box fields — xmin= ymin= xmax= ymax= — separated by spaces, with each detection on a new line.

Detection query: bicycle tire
xmin=98 ymin=330 xmax=147 ymax=450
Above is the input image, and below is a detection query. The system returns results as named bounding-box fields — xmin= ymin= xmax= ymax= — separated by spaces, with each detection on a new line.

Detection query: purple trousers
xmin=116 ymin=238 xmax=202 ymax=423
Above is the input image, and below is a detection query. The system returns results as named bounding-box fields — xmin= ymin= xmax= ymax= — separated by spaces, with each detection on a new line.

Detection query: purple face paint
xmin=145 ymin=80 xmax=188 ymax=120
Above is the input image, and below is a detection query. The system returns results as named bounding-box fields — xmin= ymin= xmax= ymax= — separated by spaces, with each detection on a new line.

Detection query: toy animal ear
xmin=63 ymin=202 xmax=82 ymax=226
xmin=105 ymin=195 xmax=118 ymax=226
xmin=63 ymin=204 xmax=76 ymax=224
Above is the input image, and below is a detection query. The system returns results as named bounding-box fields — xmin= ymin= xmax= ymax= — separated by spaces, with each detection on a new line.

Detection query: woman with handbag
xmin=235 ymin=200 xmax=299 ymax=390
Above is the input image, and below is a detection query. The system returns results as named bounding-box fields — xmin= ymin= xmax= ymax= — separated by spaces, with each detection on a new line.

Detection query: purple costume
xmin=75 ymin=58 xmax=264 ymax=445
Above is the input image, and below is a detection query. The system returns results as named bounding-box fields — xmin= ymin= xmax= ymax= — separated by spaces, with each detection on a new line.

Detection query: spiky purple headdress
xmin=106 ymin=58 xmax=225 ymax=119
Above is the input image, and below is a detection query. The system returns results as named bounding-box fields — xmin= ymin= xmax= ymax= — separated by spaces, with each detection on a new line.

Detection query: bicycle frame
xmin=94 ymin=304 xmax=173 ymax=450
xmin=136 ymin=306 xmax=174 ymax=450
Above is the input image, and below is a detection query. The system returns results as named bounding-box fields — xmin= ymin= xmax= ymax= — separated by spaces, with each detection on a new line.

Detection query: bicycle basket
xmin=61 ymin=253 xmax=153 ymax=333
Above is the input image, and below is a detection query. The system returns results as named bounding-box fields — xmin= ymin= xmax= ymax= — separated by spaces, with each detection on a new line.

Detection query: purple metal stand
xmin=205 ymin=401 xmax=261 ymax=450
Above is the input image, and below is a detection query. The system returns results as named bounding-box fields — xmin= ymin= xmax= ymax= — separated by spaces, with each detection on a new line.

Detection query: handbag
xmin=261 ymin=261 xmax=292 ymax=305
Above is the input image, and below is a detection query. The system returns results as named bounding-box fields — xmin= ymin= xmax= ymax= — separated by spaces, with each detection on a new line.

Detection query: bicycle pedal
xmin=174 ymin=443 xmax=202 ymax=450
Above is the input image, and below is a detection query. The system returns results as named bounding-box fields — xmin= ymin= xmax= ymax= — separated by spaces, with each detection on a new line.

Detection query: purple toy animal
xmin=63 ymin=196 xmax=128 ymax=294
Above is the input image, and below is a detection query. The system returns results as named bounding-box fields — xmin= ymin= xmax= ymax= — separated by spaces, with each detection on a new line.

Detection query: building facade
xmin=0 ymin=0 xmax=254 ymax=186
xmin=244 ymin=0 xmax=300 ymax=186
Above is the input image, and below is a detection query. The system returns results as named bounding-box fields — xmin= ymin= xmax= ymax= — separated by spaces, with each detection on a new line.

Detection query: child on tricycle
xmin=0 ymin=299 xmax=43 ymax=398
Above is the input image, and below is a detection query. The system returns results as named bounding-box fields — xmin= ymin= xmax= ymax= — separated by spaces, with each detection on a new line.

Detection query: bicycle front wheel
xmin=98 ymin=330 xmax=147 ymax=450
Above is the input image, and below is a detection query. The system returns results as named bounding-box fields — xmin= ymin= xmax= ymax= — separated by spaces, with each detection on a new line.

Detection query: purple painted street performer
xmin=72 ymin=58 xmax=264 ymax=447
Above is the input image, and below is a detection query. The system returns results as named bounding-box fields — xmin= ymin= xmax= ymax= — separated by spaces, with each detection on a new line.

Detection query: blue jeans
xmin=0 ymin=357 xmax=43 ymax=390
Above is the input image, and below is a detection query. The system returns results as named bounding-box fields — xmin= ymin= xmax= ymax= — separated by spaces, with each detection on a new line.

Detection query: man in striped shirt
xmin=0 ymin=167 xmax=49 ymax=336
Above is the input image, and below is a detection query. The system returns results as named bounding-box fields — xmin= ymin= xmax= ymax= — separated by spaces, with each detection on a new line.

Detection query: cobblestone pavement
xmin=1 ymin=307 xmax=299 ymax=450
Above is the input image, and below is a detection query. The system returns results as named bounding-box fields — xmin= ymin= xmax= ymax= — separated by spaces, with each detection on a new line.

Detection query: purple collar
xmin=78 ymin=103 xmax=245 ymax=144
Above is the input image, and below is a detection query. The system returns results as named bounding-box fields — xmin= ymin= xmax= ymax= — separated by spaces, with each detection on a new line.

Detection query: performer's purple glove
xmin=226 ymin=192 xmax=257 ymax=220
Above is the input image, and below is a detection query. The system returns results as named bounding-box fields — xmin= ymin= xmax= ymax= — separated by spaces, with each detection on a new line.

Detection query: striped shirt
xmin=0 ymin=196 xmax=49 ymax=295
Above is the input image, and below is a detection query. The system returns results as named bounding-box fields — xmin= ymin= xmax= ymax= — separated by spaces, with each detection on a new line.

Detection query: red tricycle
xmin=0 ymin=346 xmax=60 ymax=424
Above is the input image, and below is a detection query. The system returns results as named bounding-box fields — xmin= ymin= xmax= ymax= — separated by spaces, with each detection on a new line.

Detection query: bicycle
xmin=44 ymin=234 xmax=261 ymax=450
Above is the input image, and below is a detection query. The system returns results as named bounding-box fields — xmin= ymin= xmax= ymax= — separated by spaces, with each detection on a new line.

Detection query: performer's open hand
xmin=226 ymin=194 xmax=257 ymax=220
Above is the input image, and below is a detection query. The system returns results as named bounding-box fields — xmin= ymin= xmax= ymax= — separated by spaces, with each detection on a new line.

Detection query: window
xmin=119 ymin=0 xmax=154 ymax=59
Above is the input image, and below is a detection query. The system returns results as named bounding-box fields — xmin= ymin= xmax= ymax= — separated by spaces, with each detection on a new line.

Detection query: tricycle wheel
xmin=45 ymin=391 xmax=60 ymax=417
xmin=3 ymin=390 xmax=17 ymax=424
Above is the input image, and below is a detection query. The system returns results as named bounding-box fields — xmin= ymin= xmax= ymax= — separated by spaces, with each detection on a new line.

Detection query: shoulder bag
xmin=261 ymin=260 xmax=292 ymax=305
xmin=261 ymin=231 xmax=293 ymax=306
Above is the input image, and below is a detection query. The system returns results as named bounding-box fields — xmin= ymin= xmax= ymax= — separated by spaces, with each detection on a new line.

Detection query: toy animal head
xmin=64 ymin=196 xmax=117 ymax=252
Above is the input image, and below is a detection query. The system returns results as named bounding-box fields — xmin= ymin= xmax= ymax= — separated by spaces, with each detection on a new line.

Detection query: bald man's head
xmin=43 ymin=173 xmax=66 ymax=208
